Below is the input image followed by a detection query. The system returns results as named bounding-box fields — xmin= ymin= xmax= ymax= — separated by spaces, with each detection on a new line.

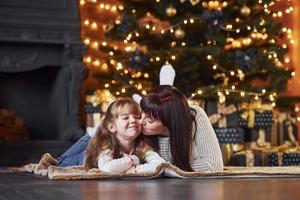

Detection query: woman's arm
xmin=98 ymin=150 xmax=139 ymax=173
xmin=190 ymin=105 xmax=224 ymax=172
xmin=127 ymin=151 xmax=165 ymax=173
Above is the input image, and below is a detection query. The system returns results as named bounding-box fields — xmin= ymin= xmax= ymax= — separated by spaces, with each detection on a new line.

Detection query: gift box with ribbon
xmin=232 ymin=150 xmax=262 ymax=166
xmin=84 ymin=102 xmax=102 ymax=131
xmin=206 ymin=101 xmax=238 ymax=128
xmin=220 ymin=144 xmax=245 ymax=166
xmin=244 ymin=128 xmax=271 ymax=149
xmin=84 ymin=102 xmax=101 ymax=113
xmin=283 ymin=117 xmax=299 ymax=146
xmin=214 ymin=127 xmax=245 ymax=165
xmin=271 ymin=111 xmax=298 ymax=147
xmin=238 ymin=100 xmax=273 ymax=128
xmin=214 ymin=127 xmax=245 ymax=144
xmin=263 ymin=147 xmax=300 ymax=166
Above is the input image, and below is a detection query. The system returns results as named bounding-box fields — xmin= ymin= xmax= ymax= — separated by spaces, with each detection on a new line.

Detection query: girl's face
xmin=110 ymin=111 xmax=142 ymax=141
xmin=139 ymin=113 xmax=169 ymax=136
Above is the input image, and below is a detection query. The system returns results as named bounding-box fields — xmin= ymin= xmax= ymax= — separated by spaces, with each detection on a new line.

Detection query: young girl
xmin=83 ymin=98 xmax=165 ymax=173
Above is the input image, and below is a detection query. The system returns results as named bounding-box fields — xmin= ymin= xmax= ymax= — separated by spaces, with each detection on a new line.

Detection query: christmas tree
xmin=91 ymin=0 xmax=295 ymax=106
xmin=79 ymin=0 xmax=300 ymax=167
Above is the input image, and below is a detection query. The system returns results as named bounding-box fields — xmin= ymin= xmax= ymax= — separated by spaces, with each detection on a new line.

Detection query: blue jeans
xmin=57 ymin=133 xmax=91 ymax=167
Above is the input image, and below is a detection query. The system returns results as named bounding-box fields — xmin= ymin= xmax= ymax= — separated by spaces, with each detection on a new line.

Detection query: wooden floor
xmin=1 ymin=173 xmax=300 ymax=200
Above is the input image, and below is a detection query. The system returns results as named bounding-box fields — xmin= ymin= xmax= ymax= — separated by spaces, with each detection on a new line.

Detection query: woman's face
xmin=139 ymin=112 xmax=169 ymax=136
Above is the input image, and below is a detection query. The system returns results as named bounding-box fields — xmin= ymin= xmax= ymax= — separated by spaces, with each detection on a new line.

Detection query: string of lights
xmin=79 ymin=0 xmax=297 ymax=112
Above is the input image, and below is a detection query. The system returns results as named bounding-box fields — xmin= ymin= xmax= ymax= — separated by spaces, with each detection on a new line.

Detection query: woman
xmin=139 ymin=85 xmax=223 ymax=172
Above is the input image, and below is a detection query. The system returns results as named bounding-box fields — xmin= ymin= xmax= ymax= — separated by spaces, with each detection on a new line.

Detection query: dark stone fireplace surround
xmin=0 ymin=0 xmax=87 ymax=165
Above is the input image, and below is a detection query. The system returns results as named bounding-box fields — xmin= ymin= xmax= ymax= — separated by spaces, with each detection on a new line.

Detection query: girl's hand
xmin=125 ymin=166 xmax=137 ymax=174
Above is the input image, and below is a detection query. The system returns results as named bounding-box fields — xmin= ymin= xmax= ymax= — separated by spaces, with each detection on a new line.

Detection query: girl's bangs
xmin=117 ymin=102 xmax=141 ymax=116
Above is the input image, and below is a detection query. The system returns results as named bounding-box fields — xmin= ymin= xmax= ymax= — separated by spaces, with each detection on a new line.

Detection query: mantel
xmin=0 ymin=0 xmax=87 ymax=142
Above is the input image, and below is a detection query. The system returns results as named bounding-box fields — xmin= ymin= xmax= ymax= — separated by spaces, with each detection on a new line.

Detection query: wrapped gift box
xmin=214 ymin=127 xmax=245 ymax=144
xmin=271 ymin=112 xmax=299 ymax=146
xmin=206 ymin=101 xmax=239 ymax=128
xmin=214 ymin=127 xmax=245 ymax=165
xmin=238 ymin=110 xmax=273 ymax=128
xmin=238 ymin=100 xmax=273 ymax=128
xmin=244 ymin=128 xmax=271 ymax=149
xmin=220 ymin=144 xmax=245 ymax=166
xmin=283 ymin=120 xmax=298 ymax=145
xmin=264 ymin=151 xmax=300 ymax=166
xmin=84 ymin=102 xmax=102 ymax=130
xmin=232 ymin=150 xmax=261 ymax=166
xmin=84 ymin=102 xmax=101 ymax=113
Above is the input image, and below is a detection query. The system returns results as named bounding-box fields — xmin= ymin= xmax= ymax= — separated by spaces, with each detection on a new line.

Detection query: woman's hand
xmin=130 ymin=155 xmax=140 ymax=165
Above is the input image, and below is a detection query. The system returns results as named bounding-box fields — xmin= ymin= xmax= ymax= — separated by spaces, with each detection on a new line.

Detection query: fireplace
xmin=0 ymin=0 xmax=87 ymax=165
xmin=1 ymin=64 xmax=70 ymax=140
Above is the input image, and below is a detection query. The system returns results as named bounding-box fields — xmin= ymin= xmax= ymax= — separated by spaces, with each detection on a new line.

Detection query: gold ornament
xmin=208 ymin=1 xmax=220 ymax=10
xmin=166 ymin=6 xmax=177 ymax=17
xmin=202 ymin=1 xmax=227 ymax=10
xmin=174 ymin=28 xmax=185 ymax=39
xmin=102 ymin=24 xmax=113 ymax=32
xmin=189 ymin=0 xmax=200 ymax=5
xmin=238 ymin=71 xmax=245 ymax=81
xmin=240 ymin=5 xmax=251 ymax=16
xmin=181 ymin=0 xmax=200 ymax=6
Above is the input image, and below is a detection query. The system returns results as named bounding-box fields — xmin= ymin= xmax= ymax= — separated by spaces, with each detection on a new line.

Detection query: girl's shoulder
xmin=99 ymin=149 xmax=112 ymax=156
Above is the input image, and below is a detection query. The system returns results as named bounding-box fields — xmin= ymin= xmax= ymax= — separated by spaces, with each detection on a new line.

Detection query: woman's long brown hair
xmin=140 ymin=85 xmax=196 ymax=172
xmin=84 ymin=98 xmax=152 ymax=170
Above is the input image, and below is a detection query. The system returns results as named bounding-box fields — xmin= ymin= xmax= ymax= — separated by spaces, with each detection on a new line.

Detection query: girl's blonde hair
xmin=84 ymin=98 xmax=153 ymax=170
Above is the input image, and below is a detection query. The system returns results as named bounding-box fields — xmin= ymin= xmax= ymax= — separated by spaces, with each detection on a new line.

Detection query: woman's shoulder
xmin=189 ymin=104 xmax=213 ymax=137
xmin=189 ymin=104 xmax=206 ymax=117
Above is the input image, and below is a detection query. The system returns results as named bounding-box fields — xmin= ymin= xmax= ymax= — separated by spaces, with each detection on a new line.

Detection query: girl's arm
xmin=190 ymin=105 xmax=224 ymax=172
xmin=127 ymin=151 xmax=165 ymax=173
xmin=98 ymin=150 xmax=139 ymax=173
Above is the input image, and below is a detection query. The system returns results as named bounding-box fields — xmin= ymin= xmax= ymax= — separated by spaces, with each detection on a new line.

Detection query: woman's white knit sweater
xmin=158 ymin=105 xmax=224 ymax=172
